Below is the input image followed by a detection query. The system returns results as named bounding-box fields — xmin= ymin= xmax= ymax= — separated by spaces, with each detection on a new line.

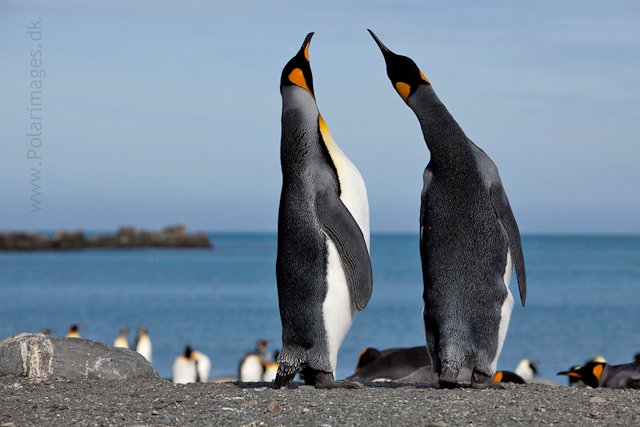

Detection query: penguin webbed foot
xmin=439 ymin=367 xmax=462 ymax=389
xmin=471 ymin=369 xmax=494 ymax=390
xmin=303 ymin=369 xmax=361 ymax=389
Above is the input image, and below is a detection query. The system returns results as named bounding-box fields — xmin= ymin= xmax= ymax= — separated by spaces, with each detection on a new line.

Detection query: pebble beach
xmin=2 ymin=377 xmax=639 ymax=427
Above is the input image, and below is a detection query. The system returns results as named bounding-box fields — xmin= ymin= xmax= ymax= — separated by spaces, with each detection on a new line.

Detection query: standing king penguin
xmin=275 ymin=33 xmax=373 ymax=388
xmin=369 ymin=30 xmax=526 ymax=389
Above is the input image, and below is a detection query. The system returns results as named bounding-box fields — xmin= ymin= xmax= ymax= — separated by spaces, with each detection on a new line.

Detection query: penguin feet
xmin=470 ymin=369 xmax=493 ymax=390
xmin=273 ymin=363 xmax=299 ymax=389
xmin=302 ymin=369 xmax=360 ymax=389
xmin=438 ymin=367 xmax=461 ymax=389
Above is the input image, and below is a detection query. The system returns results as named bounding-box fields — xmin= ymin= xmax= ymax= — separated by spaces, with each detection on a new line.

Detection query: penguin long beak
xmin=368 ymin=29 xmax=392 ymax=57
xmin=557 ymin=370 xmax=582 ymax=378
xmin=300 ymin=32 xmax=314 ymax=57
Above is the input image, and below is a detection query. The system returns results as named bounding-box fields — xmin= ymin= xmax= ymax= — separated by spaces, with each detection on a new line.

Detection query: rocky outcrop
xmin=0 ymin=224 xmax=212 ymax=250
xmin=0 ymin=333 xmax=160 ymax=381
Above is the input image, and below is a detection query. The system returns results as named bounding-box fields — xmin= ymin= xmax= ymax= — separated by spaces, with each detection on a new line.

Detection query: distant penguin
xmin=172 ymin=345 xmax=210 ymax=384
xmin=558 ymin=361 xmax=640 ymax=389
xmin=493 ymin=371 xmax=526 ymax=384
xmin=193 ymin=349 xmax=211 ymax=383
xmin=263 ymin=362 xmax=279 ymax=382
xmin=369 ymin=30 xmax=526 ymax=390
xmin=274 ymin=33 xmax=373 ymax=389
xmin=172 ymin=345 xmax=199 ymax=384
xmin=254 ymin=340 xmax=272 ymax=364
xmin=113 ymin=327 xmax=129 ymax=349
xmin=135 ymin=327 xmax=152 ymax=364
xmin=239 ymin=353 xmax=265 ymax=382
xmin=41 ymin=329 xmax=51 ymax=336
xmin=564 ymin=365 xmax=584 ymax=387
xmin=515 ymin=359 xmax=537 ymax=381
xmin=354 ymin=348 xmax=383 ymax=373
xmin=66 ymin=324 xmax=82 ymax=338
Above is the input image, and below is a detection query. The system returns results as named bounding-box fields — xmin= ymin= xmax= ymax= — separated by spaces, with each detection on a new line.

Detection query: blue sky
xmin=2 ymin=1 xmax=639 ymax=233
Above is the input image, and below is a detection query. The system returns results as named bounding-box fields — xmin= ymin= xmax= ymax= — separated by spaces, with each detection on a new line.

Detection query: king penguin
xmin=172 ymin=345 xmax=211 ymax=384
xmin=558 ymin=361 xmax=640 ymax=389
xmin=275 ymin=33 xmax=373 ymax=389
xmin=66 ymin=324 xmax=82 ymax=338
xmin=113 ymin=327 xmax=130 ymax=349
xmin=369 ymin=30 xmax=526 ymax=389
xmin=135 ymin=327 xmax=153 ymax=364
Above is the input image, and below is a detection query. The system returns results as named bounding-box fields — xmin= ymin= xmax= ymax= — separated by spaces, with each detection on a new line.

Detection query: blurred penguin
xmin=558 ymin=361 xmax=640 ymax=389
xmin=262 ymin=351 xmax=280 ymax=382
xmin=66 ymin=324 xmax=82 ymax=338
xmin=173 ymin=345 xmax=199 ymax=384
xmin=493 ymin=371 xmax=526 ymax=384
xmin=135 ymin=327 xmax=152 ymax=364
xmin=565 ymin=356 xmax=607 ymax=387
xmin=238 ymin=341 xmax=276 ymax=382
xmin=113 ymin=327 xmax=129 ymax=349
xmin=255 ymin=340 xmax=271 ymax=364
xmin=514 ymin=359 xmax=538 ymax=381
xmin=239 ymin=354 xmax=264 ymax=382
xmin=193 ymin=349 xmax=211 ymax=383
xmin=172 ymin=345 xmax=211 ymax=384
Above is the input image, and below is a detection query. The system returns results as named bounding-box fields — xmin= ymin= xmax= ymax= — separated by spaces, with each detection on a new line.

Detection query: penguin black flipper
xmin=490 ymin=183 xmax=527 ymax=306
xmin=316 ymin=189 xmax=373 ymax=311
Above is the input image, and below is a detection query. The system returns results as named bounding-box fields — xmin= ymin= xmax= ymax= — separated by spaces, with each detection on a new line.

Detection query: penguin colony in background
xmin=274 ymin=33 xmax=373 ymax=389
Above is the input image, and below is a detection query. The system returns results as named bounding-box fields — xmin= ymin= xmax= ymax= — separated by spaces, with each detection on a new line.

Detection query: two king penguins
xmin=275 ymin=31 xmax=526 ymax=389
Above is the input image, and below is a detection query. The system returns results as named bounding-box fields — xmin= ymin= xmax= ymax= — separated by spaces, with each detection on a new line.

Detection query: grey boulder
xmin=0 ymin=332 xmax=160 ymax=380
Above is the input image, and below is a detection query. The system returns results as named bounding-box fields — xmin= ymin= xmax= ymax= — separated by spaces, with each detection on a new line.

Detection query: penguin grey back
xmin=369 ymin=29 xmax=526 ymax=387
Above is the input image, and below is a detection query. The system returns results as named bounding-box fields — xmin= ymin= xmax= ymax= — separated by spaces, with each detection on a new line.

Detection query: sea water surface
xmin=1 ymin=234 xmax=639 ymax=382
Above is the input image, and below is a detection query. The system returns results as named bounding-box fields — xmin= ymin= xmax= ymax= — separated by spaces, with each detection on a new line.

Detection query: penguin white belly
xmin=193 ymin=351 xmax=211 ymax=382
xmin=318 ymin=116 xmax=370 ymax=251
xmin=322 ymin=236 xmax=357 ymax=371
xmin=114 ymin=336 xmax=129 ymax=349
xmin=172 ymin=357 xmax=197 ymax=384
xmin=491 ymin=249 xmax=514 ymax=372
xmin=136 ymin=337 xmax=152 ymax=364
xmin=262 ymin=363 xmax=278 ymax=382
xmin=240 ymin=355 xmax=264 ymax=382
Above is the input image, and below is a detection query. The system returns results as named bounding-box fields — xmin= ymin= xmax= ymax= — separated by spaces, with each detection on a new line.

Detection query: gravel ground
xmin=1 ymin=376 xmax=639 ymax=426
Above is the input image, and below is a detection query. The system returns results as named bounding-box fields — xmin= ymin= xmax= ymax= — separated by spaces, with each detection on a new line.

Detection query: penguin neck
xmin=408 ymin=85 xmax=475 ymax=168
xmin=280 ymin=85 xmax=327 ymax=175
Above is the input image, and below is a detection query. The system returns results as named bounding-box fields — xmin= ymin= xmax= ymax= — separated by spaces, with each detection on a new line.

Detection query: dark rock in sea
xmin=0 ymin=224 xmax=212 ymax=250
xmin=52 ymin=230 xmax=86 ymax=249
xmin=0 ymin=333 xmax=160 ymax=380
xmin=0 ymin=232 xmax=53 ymax=250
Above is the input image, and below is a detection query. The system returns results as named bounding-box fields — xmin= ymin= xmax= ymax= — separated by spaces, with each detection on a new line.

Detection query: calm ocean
xmin=1 ymin=234 xmax=638 ymax=383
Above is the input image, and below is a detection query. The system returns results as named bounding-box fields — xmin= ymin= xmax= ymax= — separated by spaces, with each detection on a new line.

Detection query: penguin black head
xmin=184 ymin=344 xmax=193 ymax=359
xmin=368 ymin=29 xmax=430 ymax=104
xmin=280 ymin=32 xmax=315 ymax=97
xmin=355 ymin=348 xmax=383 ymax=373
xmin=493 ymin=371 xmax=526 ymax=384
xmin=557 ymin=361 xmax=606 ymax=388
